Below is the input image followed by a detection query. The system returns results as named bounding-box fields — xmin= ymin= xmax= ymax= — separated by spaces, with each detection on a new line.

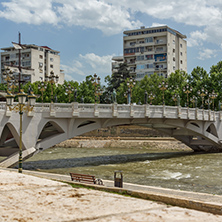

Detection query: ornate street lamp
xmin=158 ymin=80 xmax=168 ymax=105
xmin=148 ymin=92 xmax=155 ymax=105
xmin=190 ymin=95 xmax=197 ymax=108
xmin=45 ymin=71 xmax=59 ymax=103
xmin=144 ymin=91 xmax=148 ymax=104
xmin=183 ymin=84 xmax=192 ymax=107
xmin=65 ymin=84 xmax=74 ymax=103
xmin=38 ymin=81 xmax=47 ymax=103
xmin=209 ymin=90 xmax=218 ymax=110
xmin=198 ymin=88 xmax=207 ymax=109
xmin=2 ymin=68 xmax=17 ymax=93
xmin=205 ymin=98 xmax=211 ymax=110
xmin=91 ymin=73 xmax=102 ymax=103
xmin=126 ymin=77 xmax=136 ymax=104
xmin=172 ymin=93 xmax=178 ymax=106
xmin=6 ymin=89 xmax=36 ymax=173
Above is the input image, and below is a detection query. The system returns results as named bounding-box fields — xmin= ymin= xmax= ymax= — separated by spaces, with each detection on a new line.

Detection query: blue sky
xmin=0 ymin=0 xmax=222 ymax=83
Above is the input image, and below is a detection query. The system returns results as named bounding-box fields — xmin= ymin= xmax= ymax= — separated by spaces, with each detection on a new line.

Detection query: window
xmin=39 ymin=55 xmax=43 ymax=59
xmin=39 ymin=62 xmax=43 ymax=68
xmin=137 ymin=64 xmax=145 ymax=70
xmin=145 ymin=37 xmax=153 ymax=43
xmin=180 ymin=60 xmax=183 ymax=64
xmin=180 ymin=43 xmax=183 ymax=48
xmin=50 ymin=58 xmax=54 ymax=62
xmin=173 ymin=49 xmax=175 ymax=53
xmin=50 ymin=64 xmax=53 ymax=68
xmin=173 ymin=57 xmax=175 ymax=61
xmin=173 ymin=40 xmax=175 ymax=44
xmin=180 ymin=52 xmax=183 ymax=56
xmin=145 ymin=55 xmax=153 ymax=60
xmin=173 ymin=66 xmax=176 ymax=70
xmin=137 ymin=55 xmax=144 ymax=61
xmin=130 ymin=42 xmax=136 ymax=46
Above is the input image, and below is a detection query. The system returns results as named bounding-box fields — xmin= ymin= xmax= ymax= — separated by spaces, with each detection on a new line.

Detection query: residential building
xmin=123 ymin=26 xmax=187 ymax=81
xmin=1 ymin=44 xmax=64 ymax=84
xmin=111 ymin=56 xmax=124 ymax=73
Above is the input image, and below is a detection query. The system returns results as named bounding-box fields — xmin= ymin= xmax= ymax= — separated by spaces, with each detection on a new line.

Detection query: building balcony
xmin=124 ymin=52 xmax=135 ymax=57
xmin=155 ymin=41 xmax=166 ymax=45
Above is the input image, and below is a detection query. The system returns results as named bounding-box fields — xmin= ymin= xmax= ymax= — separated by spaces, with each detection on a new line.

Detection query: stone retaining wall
xmin=55 ymin=138 xmax=191 ymax=151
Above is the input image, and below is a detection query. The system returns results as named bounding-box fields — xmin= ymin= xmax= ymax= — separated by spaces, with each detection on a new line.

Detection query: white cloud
xmin=61 ymin=53 xmax=114 ymax=81
xmin=79 ymin=53 xmax=113 ymax=73
xmin=198 ymin=48 xmax=217 ymax=60
xmin=187 ymin=31 xmax=208 ymax=47
xmin=1 ymin=0 xmax=222 ymax=49
xmin=151 ymin=23 xmax=166 ymax=28
xmin=0 ymin=0 xmax=58 ymax=25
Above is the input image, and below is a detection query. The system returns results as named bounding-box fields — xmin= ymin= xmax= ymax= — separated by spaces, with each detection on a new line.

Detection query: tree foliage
xmin=2 ymin=60 xmax=222 ymax=110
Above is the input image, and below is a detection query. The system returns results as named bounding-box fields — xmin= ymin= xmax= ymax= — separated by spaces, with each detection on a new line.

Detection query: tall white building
xmin=1 ymin=44 xmax=64 ymax=84
xmin=123 ymin=26 xmax=187 ymax=81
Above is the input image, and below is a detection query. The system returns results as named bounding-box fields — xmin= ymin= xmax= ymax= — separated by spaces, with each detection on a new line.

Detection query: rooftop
xmin=123 ymin=25 xmax=186 ymax=39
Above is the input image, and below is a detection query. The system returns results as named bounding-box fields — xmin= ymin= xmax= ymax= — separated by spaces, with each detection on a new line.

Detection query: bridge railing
xmin=1 ymin=102 xmax=220 ymax=121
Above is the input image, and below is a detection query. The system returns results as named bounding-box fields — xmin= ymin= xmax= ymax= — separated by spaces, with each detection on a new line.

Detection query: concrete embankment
xmin=1 ymin=168 xmax=222 ymax=221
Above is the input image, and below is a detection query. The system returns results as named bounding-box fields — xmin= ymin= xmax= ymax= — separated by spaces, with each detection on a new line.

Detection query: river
xmin=22 ymin=146 xmax=222 ymax=195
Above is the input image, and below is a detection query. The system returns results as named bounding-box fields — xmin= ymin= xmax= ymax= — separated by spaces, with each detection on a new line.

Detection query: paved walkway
xmin=1 ymin=168 xmax=222 ymax=221
xmin=4 ymin=168 xmax=222 ymax=215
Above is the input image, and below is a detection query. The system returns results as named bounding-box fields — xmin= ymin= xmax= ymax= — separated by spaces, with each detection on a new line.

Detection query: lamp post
xmin=6 ymin=89 xmax=36 ymax=173
xmin=190 ymin=95 xmax=197 ymax=108
xmin=38 ymin=81 xmax=47 ymax=103
xmin=148 ymin=92 xmax=155 ymax=105
xmin=172 ymin=93 xmax=178 ymax=106
xmin=183 ymin=84 xmax=192 ymax=107
xmin=209 ymin=90 xmax=218 ymax=110
xmin=91 ymin=73 xmax=102 ymax=103
xmin=2 ymin=68 xmax=17 ymax=93
xmin=74 ymin=88 xmax=78 ymax=102
xmin=45 ymin=71 xmax=59 ymax=103
xmin=206 ymin=98 xmax=211 ymax=110
xmin=126 ymin=77 xmax=136 ymax=104
xmin=65 ymin=84 xmax=74 ymax=103
xmin=144 ymin=91 xmax=148 ymax=104
xmin=198 ymin=88 xmax=207 ymax=109
xmin=158 ymin=80 xmax=168 ymax=105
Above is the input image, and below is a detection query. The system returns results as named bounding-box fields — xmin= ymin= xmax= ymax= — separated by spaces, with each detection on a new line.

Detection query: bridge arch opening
xmin=0 ymin=123 xmax=19 ymax=156
xmin=206 ymin=123 xmax=218 ymax=138
xmin=77 ymin=120 xmax=95 ymax=128
xmin=38 ymin=121 xmax=64 ymax=141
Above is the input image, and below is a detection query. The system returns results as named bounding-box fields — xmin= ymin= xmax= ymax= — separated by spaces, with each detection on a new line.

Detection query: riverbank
xmin=55 ymin=137 xmax=192 ymax=151
xmin=1 ymin=168 xmax=222 ymax=221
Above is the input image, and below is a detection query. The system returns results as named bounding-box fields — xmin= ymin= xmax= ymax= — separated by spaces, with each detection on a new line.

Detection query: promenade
xmin=1 ymin=168 xmax=222 ymax=221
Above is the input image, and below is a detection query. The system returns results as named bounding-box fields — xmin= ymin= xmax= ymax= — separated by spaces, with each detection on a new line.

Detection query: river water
xmin=23 ymin=146 xmax=222 ymax=195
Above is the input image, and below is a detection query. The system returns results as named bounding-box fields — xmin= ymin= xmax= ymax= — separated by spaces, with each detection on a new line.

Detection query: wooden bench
xmin=70 ymin=173 xmax=98 ymax=184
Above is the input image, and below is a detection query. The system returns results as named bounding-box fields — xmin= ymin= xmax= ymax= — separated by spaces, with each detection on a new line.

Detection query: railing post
xmin=145 ymin=104 xmax=150 ymax=117
xmin=112 ymin=103 xmax=117 ymax=117
xmin=177 ymin=106 xmax=181 ymax=118
xmin=162 ymin=105 xmax=166 ymax=118
xmin=187 ymin=107 xmax=190 ymax=119
xmin=5 ymin=105 xmax=12 ymax=117
xmin=130 ymin=104 xmax=134 ymax=118
xmin=195 ymin=108 xmax=198 ymax=120
xmin=220 ymin=111 xmax=222 ymax=121
xmin=50 ymin=103 xmax=55 ymax=116
xmin=94 ymin=103 xmax=99 ymax=117
xmin=72 ymin=102 xmax=79 ymax=117
xmin=208 ymin=109 xmax=211 ymax=121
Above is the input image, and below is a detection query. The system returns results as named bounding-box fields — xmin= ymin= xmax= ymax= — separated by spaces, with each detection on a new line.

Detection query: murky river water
xmin=22 ymin=146 xmax=222 ymax=195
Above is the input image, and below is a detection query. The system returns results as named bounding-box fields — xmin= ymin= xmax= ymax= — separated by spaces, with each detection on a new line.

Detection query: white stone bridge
xmin=0 ymin=102 xmax=222 ymax=167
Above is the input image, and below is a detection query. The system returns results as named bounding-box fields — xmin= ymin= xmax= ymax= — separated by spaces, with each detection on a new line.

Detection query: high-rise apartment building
xmin=123 ymin=26 xmax=187 ymax=81
xmin=1 ymin=44 xmax=64 ymax=84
